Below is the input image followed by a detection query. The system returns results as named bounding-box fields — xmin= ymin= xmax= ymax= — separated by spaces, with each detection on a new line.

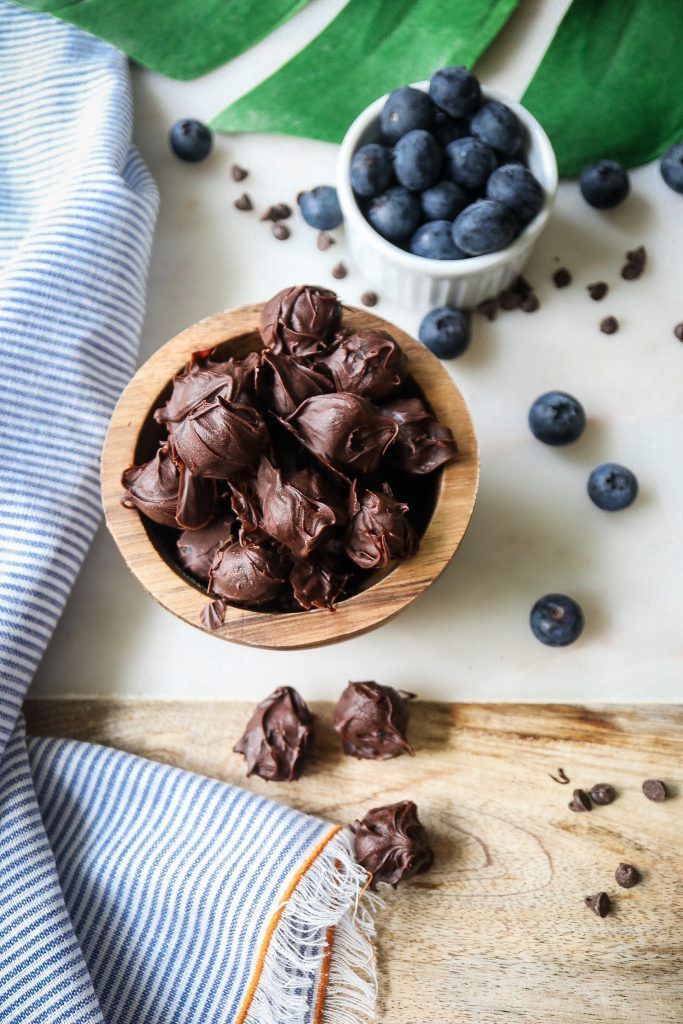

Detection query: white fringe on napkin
xmin=244 ymin=827 xmax=381 ymax=1024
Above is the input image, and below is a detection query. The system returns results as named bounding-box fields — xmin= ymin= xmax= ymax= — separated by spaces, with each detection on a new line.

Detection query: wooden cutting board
xmin=25 ymin=700 xmax=682 ymax=1024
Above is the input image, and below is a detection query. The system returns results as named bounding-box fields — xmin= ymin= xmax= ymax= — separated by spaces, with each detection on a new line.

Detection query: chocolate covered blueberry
xmin=258 ymin=350 xmax=330 ymax=418
xmin=255 ymin=457 xmax=339 ymax=559
xmin=260 ymin=285 xmax=342 ymax=357
xmin=382 ymin=397 xmax=458 ymax=474
xmin=234 ymin=686 xmax=314 ymax=782
xmin=345 ymin=484 xmax=416 ymax=569
xmin=320 ymin=328 xmax=408 ymax=401
xmin=351 ymin=800 xmax=433 ymax=888
xmin=121 ymin=444 xmax=215 ymax=530
xmin=177 ymin=514 xmax=235 ymax=582
xmin=290 ymin=555 xmax=348 ymax=611
xmin=209 ymin=539 xmax=288 ymax=606
xmin=155 ymin=349 xmax=258 ymax=425
xmin=170 ymin=396 xmax=268 ymax=479
xmin=333 ymin=681 xmax=414 ymax=760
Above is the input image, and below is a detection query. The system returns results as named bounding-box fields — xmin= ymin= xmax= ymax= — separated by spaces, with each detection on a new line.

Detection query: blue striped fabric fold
xmin=0 ymin=6 xmax=376 ymax=1022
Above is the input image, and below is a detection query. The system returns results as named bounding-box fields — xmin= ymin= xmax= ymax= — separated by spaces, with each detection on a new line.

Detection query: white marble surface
xmin=31 ymin=0 xmax=682 ymax=702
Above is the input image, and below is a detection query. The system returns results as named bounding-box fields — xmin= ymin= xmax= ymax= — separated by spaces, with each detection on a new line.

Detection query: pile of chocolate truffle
xmin=121 ymin=285 xmax=457 ymax=625
xmin=234 ymin=681 xmax=433 ymax=889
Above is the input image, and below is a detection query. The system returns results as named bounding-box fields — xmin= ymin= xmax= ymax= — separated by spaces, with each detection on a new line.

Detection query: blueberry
xmin=587 ymin=463 xmax=638 ymax=511
xmin=660 ymin=140 xmax=683 ymax=194
xmin=392 ymin=129 xmax=442 ymax=191
xmin=444 ymin=136 xmax=498 ymax=193
xmin=579 ymin=160 xmax=630 ymax=209
xmin=487 ymin=163 xmax=545 ymax=226
xmin=421 ymin=180 xmax=469 ymax=220
xmin=367 ymin=186 xmax=423 ymax=242
xmin=418 ymin=306 xmax=471 ymax=358
xmin=298 ymin=186 xmax=343 ymax=230
xmin=528 ymin=391 xmax=586 ymax=446
xmin=429 ymin=66 xmax=481 ymax=118
xmin=530 ymin=594 xmax=584 ymax=647
xmin=410 ymin=221 xmax=465 ymax=260
xmin=381 ymin=86 xmax=435 ymax=143
xmin=433 ymin=110 xmax=469 ymax=147
xmin=452 ymin=199 xmax=517 ymax=256
xmin=470 ymin=101 xmax=523 ymax=158
xmin=350 ymin=143 xmax=393 ymax=197
xmin=169 ymin=119 xmax=213 ymax=162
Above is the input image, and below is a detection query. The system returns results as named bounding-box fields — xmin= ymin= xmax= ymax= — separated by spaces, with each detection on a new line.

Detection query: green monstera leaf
xmin=523 ymin=0 xmax=683 ymax=176
xmin=12 ymin=0 xmax=311 ymax=79
xmin=211 ymin=0 xmax=521 ymax=141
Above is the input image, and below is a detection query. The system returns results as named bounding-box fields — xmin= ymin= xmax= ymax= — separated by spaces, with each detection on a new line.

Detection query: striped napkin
xmin=0 ymin=6 xmax=375 ymax=1022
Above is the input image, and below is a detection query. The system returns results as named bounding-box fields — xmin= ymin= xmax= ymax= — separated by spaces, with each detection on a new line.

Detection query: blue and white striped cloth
xmin=0 ymin=7 xmax=374 ymax=1023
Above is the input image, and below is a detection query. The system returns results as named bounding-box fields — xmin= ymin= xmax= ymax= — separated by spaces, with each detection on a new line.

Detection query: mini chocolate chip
xmin=587 ymin=281 xmax=608 ymax=301
xmin=261 ymin=203 xmax=292 ymax=222
xmin=272 ymin=222 xmax=290 ymax=240
xmin=499 ymin=288 xmax=521 ymax=310
xmin=513 ymin=275 xmax=533 ymax=297
xmin=231 ymin=164 xmax=248 ymax=182
xmin=585 ymin=892 xmax=610 ymax=918
xmin=361 ymin=290 xmax=378 ymax=307
xmin=626 ymin=245 xmax=647 ymax=267
xmin=317 ymin=231 xmax=335 ymax=251
xmin=674 ymin=323 xmax=683 ymax=341
xmin=234 ymin=193 xmax=252 ymax=211
xmin=569 ymin=788 xmax=592 ymax=812
xmin=600 ymin=316 xmax=619 ymax=335
xmin=642 ymin=779 xmax=667 ymax=802
xmin=520 ymin=293 xmax=540 ymax=313
xmin=621 ymin=261 xmax=643 ymax=281
xmin=476 ymin=299 xmax=497 ymax=321
xmin=615 ymin=863 xmax=640 ymax=888
xmin=589 ymin=783 xmax=616 ymax=805
xmin=549 ymin=767 xmax=570 ymax=785
xmin=331 ymin=261 xmax=347 ymax=280
xmin=553 ymin=267 xmax=572 ymax=288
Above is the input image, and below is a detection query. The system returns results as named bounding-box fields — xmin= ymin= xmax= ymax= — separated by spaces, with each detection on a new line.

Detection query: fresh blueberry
xmin=587 ymin=463 xmax=638 ymax=511
xmin=410 ymin=221 xmax=465 ymax=260
xmin=350 ymin=143 xmax=393 ymax=197
xmin=433 ymin=110 xmax=469 ymax=147
xmin=660 ymin=140 xmax=683 ymax=194
xmin=470 ymin=101 xmax=523 ymax=158
xmin=429 ymin=66 xmax=481 ymax=118
xmin=298 ymin=186 xmax=343 ymax=230
xmin=452 ymin=199 xmax=517 ymax=256
xmin=530 ymin=594 xmax=584 ymax=647
xmin=392 ymin=129 xmax=442 ymax=191
xmin=579 ymin=160 xmax=630 ymax=209
xmin=421 ymin=180 xmax=469 ymax=220
xmin=380 ymin=86 xmax=435 ymax=143
xmin=169 ymin=119 xmax=213 ymax=162
xmin=418 ymin=306 xmax=471 ymax=358
xmin=367 ymin=186 xmax=423 ymax=242
xmin=444 ymin=136 xmax=498 ymax=193
xmin=528 ymin=391 xmax=586 ymax=446
xmin=487 ymin=163 xmax=545 ymax=226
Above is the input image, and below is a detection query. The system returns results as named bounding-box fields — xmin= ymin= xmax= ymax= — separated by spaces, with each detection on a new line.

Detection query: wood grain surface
xmin=25 ymin=699 xmax=682 ymax=1024
xmin=100 ymin=304 xmax=479 ymax=649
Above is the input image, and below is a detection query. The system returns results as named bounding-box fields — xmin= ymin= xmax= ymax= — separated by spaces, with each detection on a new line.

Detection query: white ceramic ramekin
xmin=337 ymin=83 xmax=558 ymax=310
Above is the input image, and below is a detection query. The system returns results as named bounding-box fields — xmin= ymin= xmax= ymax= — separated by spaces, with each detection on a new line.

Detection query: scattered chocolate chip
xmin=587 ymin=281 xmax=608 ymax=301
xmin=585 ymin=892 xmax=610 ymax=918
xmin=621 ymin=261 xmax=643 ymax=281
xmin=476 ymin=298 xmax=497 ymax=321
xmin=261 ymin=203 xmax=292 ymax=222
xmin=331 ymin=261 xmax=347 ymax=280
xmin=642 ymin=778 xmax=667 ymax=802
xmin=615 ymin=863 xmax=640 ymax=888
xmin=549 ymin=767 xmax=570 ymax=785
xmin=600 ymin=315 xmax=619 ymax=335
xmin=520 ymin=293 xmax=540 ymax=313
xmin=234 ymin=193 xmax=252 ymax=211
xmin=589 ymin=783 xmax=616 ymax=805
xmin=626 ymin=245 xmax=647 ymax=267
xmin=499 ymin=288 xmax=521 ymax=310
xmin=231 ymin=164 xmax=248 ymax=182
xmin=568 ymin=788 xmax=592 ymax=812
xmin=674 ymin=323 xmax=683 ymax=341
xmin=621 ymin=245 xmax=647 ymax=281
xmin=361 ymin=290 xmax=378 ymax=307
xmin=317 ymin=231 xmax=335 ymax=251
xmin=272 ymin=222 xmax=290 ymax=240
xmin=553 ymin=267 xmax=572 ymax=288
xmin=199 ymin=598 xmax=226 ymax=631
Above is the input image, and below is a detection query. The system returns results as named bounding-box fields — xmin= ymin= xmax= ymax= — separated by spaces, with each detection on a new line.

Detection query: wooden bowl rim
xmin=101 ymin=302 xmax=479 ymax=649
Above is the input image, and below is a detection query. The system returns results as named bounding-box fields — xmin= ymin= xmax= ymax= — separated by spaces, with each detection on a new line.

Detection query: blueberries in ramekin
xmin=419 ymin=307 xmax=471 ymax=358
xmin=579 ymin=160 xmax=630 ymax=209
xmin=349 ymin=67 xmax=546 ymax=261
xmin=660 ymin=140 xmax=683 ymax=194
xmin=298 ymin=186 xmax=343 ymax=229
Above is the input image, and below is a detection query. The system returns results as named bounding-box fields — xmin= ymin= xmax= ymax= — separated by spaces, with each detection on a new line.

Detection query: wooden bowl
xmin=101 ymin=303 xmax=479 ymax=649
